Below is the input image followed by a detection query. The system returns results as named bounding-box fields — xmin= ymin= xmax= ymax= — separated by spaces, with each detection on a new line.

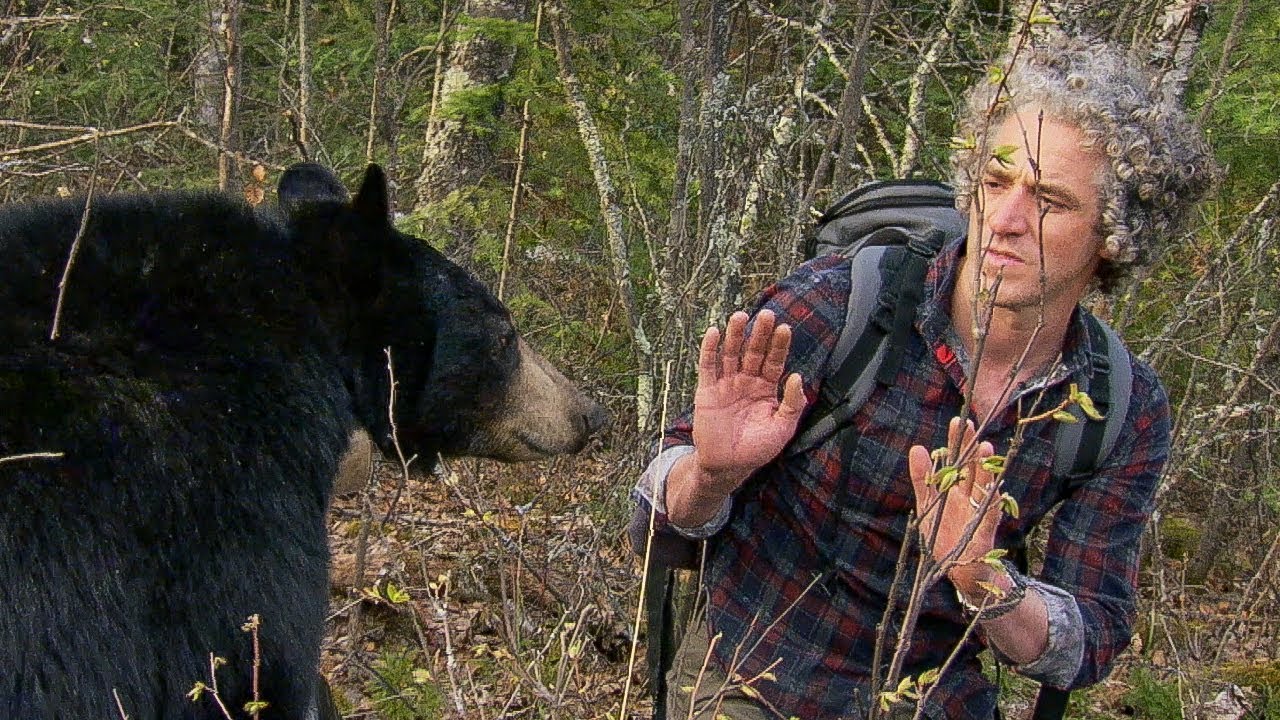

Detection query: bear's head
xmin=276 ymin=162 xmax=607 ymax=467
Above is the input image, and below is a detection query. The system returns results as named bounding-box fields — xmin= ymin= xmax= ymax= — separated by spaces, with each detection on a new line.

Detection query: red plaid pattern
xmin=639 ymin=242 xmax=1169 ymax=719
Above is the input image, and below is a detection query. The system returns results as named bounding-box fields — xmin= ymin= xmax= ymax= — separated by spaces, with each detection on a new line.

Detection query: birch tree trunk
xmin=547 ymin=0 xmax=654 ymax=432
xmin=192 ymin=0 xmax=242 ymax=189
xmin=896 ymin=0 xmax=966 ymax=176
xmin=1148 ymin=0 xmax=1210 ymax=100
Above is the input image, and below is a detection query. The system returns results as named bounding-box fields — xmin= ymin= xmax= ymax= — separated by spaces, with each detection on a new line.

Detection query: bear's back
xmin=1 ymin=191 xmax=316 ymax=358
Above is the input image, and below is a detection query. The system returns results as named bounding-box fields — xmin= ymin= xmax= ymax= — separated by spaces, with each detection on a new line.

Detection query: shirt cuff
xmin=998 ymin=571 xmax=1085 ymax=688
xmin=633 ymin=445 xmax=733 ymax=539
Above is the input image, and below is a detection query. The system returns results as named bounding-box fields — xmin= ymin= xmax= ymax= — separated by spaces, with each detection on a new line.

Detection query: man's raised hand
xmin=690 ymin=309 xmax=807 ymax=494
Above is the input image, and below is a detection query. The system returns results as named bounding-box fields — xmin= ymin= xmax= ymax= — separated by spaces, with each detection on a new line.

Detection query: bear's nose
xmin=583 ymin=402 xmax=609 ymax=437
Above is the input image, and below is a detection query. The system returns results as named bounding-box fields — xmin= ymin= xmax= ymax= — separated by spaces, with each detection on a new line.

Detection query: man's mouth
xmin=983 ymin=247 xmax=1024 ymax=267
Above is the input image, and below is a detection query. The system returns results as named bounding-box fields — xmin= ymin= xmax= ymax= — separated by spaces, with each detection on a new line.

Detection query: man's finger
xmin=721 ymin=311 xmax=749 ymax=377
xmin=947 ymin=416 xmax=963 ymax=462
xmin=697 ymin=325 xmax=722 ymax=383
xmin=908 ymin=444 xmax=934 ymax=510
xmin=740 ymin=310 xmax=775 ymax=377
xmin=760 ymin=323 xmax=792 ymax=384
xmin=774 ymin=372 xmax=807 ymax=422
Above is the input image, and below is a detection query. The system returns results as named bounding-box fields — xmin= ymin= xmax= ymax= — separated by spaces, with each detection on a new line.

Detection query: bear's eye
xmin=496 ymin=332 xmax=515 ymax=354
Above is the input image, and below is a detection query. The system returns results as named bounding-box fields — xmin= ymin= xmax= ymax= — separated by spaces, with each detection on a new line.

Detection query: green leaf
xmin=936 ymin=466 xmax=960 ymax=491
xmin=949 ymin=135 xmax=976 ymax=151
xmin=1000 ymin=493 xmax=1020 ymax=519
xmin=987 ymin=65 xmax=1006 ymax=85
xmin=976 ymin=579 xmax=1006 ymax=599
xmin=980 ymin=455 xmax=1006 ymax=474
xmin=187 ymin=682 xmax=207 ymax=702
xmin=992 ymin=144 xmax=1019 ymax=166
xmin=983 ymin=548 xmax=1008 ymax=566
xmin=918 ymin=667 xmax=942 ymax=687
xmin=1052 ymin=410 xmax=1079 ymax=424
xmin=1029 ymin=14 xmax=1058 ymax=25
xmin=384 ymin=583 xmax=411 ymax=604
xmin=1075 ymin=391 xmax=1105 ymax=421
xmin=244 ymin=700 xmax=270 ymax=714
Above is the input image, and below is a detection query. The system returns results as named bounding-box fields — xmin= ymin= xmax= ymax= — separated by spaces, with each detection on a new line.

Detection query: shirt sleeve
xmin=633 ymin=445 xmax=732 ymax=538
xmin=1023 ymin=357 xmax=1170 ymax=690
xmin=992 ymin=570 xmax=1085 ymax=687
xmin=629 ymin=256 xmax=849 ymax=545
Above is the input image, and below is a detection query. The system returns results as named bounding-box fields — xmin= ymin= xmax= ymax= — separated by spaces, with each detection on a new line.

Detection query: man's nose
xmin=986 ymin=185 xmax=1035 ymax=237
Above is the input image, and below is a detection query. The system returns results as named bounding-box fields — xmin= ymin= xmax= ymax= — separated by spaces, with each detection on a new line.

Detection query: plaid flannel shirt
xmin=634 ymin=240 xmax=1169 ymax=719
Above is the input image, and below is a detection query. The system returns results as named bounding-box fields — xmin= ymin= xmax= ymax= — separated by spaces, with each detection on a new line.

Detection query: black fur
xmin=0 ymin=164 xmax=522 ymax=719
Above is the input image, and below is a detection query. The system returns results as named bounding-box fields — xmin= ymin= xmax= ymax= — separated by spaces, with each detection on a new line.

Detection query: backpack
xmin=633 ymin=179 xmax=1134 ymax=720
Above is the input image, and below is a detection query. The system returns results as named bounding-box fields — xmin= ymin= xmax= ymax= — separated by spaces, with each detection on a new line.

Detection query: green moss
xmin=1158 ymin=515 xmax=1202 ymax=561
xmin=1123 ymin=667 xmax=1183 ymax=720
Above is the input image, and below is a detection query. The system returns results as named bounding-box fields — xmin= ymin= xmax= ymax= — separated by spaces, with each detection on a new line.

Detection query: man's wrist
xmin=666 ymin=452 xmax=746 ymax=527
xmin=947 ymin=562 xmax=1007 ymax=598
xmin=951 ymin=560 xmax=1027 ymax=621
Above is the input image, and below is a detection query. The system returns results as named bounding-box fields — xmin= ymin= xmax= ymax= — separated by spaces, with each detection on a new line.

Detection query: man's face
xmin=964 ymin=109 xmax=1108 ymax=314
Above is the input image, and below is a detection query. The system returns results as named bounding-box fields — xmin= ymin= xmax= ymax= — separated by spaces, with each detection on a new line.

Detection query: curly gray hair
xmin=951 ymin=36 xmax=1215 ymax=293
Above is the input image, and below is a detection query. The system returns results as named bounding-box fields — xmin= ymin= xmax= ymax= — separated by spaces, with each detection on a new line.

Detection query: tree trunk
xmin=897 ymin=0 xmax=966 ymax=176
xmin=365 ymin=0 xmax=395 ymax=165
xmin=697 ymin=0 xmax=736 ymax=322
xmin=413 ymin=0 xmax=530 ymax=260
xmin=1148 ymin=0 xmax=1211 ymax=101
xmin=191 ymin=6 xmax=225 ymax=134
xmin=547 ymin=0 xmax=654 ymax=432
xmin=217 ymin=0 xmax=242 ymax=191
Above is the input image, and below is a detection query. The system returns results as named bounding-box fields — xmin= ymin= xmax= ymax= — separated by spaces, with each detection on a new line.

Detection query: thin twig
xmin=50 ymin=139 xmax=101 ymax=341
xmin=0 ymin=451 xmax=64 ymax=466
xmin=0 ymin=119 xmax=176 ymax=159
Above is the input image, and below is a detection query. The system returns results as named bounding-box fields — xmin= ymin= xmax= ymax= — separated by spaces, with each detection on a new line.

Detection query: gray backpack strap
xmin=1051 ymin=313 xmax=1134 ymax=488
xmin=786 ymin=246 xmax=891 ymax=455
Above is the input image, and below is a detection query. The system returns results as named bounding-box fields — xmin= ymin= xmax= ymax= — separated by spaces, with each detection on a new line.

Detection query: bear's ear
xmin=278 ymin=162 xmax=350 ymax=219
xmin=353 ymin=165 xmax=391 ymax=224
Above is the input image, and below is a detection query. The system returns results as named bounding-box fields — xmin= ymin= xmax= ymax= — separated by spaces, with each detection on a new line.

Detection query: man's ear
xmin=353 ymin=165 xmax=390 ymax=224
xmin=1098 ymin=238 xmax=1118 ymax=261
xmin=278 ymin=162 xmax=350 ymax=219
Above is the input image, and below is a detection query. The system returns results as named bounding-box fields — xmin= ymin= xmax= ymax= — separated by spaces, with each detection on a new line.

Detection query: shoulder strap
xmin=1051 ymin=313 xmax=1133 ymax=490
xmin=785 ymin=245 xmax=893 ymax=455
xmin=786 ymin=228 xmax=947 ymax=456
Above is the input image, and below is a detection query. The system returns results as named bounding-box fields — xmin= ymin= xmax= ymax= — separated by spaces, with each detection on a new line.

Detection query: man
xmin=633 ymin=36 xmax=1213 ymax=719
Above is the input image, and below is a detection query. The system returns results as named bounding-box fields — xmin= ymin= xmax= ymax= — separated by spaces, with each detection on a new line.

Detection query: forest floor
xmin=318 ymin=450 xmax=1279 ymax=720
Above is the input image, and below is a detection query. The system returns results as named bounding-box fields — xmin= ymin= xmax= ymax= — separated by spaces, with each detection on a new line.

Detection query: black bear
xmin=0 ymin=163 xmax=606 ymax=719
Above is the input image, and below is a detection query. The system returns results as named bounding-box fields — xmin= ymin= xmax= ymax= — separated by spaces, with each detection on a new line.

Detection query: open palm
xmin=691 ymin=309 xmax=807 ymax=488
